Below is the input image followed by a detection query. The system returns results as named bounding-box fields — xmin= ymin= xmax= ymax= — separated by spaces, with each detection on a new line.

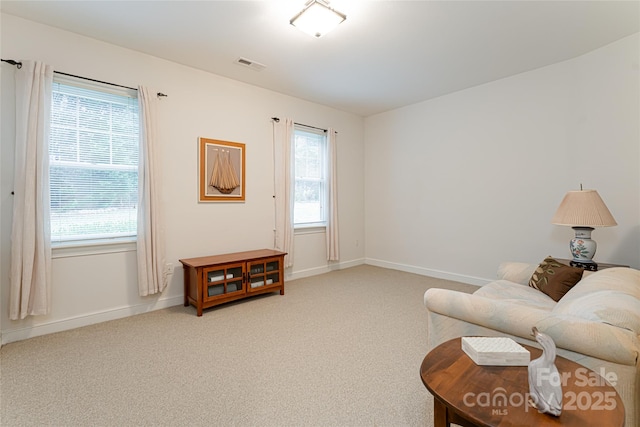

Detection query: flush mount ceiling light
xmin=290 ymin=0 xmax=346 ymax=38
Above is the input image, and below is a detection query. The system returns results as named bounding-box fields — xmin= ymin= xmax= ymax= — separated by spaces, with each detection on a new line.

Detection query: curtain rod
xmin=271 ymin=117 xmax=330 ymax=133
xmin=2 ymin=59 xmax=167 ymax=98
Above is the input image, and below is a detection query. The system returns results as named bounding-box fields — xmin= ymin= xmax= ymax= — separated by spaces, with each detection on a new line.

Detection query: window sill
xmin=52 ymin=237 xmax=136 ymax=258
xmin=294 ymin=224 xmax=326 ymax=235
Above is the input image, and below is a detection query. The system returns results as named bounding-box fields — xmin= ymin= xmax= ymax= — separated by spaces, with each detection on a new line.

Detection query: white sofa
xmin=424 ymin=263 xmax=640 ymax=427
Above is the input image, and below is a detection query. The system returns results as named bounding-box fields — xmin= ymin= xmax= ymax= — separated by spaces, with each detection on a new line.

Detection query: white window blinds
xmin=293 ymin=126 xmax=327 ymax=226
xmin=49 ymin=76 xmax=139 ymax=242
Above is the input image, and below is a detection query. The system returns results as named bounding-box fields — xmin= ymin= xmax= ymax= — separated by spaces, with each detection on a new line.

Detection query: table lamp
xmin=551 ymin=188 xmax=617 ymax=270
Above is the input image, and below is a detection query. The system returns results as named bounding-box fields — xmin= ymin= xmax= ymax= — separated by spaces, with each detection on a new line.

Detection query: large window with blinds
xmin=49 ymin=76 xmax=139 ymax=243
xmin=293 ymin=125 xmax=327 ymax=227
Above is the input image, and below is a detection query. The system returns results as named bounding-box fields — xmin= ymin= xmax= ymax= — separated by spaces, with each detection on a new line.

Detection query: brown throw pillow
xmin=529 ymin=257 xmax=583 ymax=302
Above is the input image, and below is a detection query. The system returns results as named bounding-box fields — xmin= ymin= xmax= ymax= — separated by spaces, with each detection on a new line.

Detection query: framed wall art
xmin=199 ymin=138 xmax=245 ymax=202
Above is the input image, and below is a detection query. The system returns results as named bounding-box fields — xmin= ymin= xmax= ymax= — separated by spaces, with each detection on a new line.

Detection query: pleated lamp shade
xmin=552 ymin=189 xmax=616 ymax=267
xmin=552 ymin=189 xmax=617 ymax=227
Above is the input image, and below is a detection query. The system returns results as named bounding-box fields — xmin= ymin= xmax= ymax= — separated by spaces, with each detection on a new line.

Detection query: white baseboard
xmin=2 ymin=258 xmax=480 ymax=345
xmin=365 ymin=258 xmax=489 ymax=287
xmin=287 ymin=258 xmax=365 ymax=281
xmin=2 ymin=260 xmax=368 ymax=345
xmin=2 ymin=295 xmax=184 ymax=345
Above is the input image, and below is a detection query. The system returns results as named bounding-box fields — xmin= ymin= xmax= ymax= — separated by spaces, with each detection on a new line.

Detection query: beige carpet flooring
xmin=0 ymin=265 xmax=477 ymax=426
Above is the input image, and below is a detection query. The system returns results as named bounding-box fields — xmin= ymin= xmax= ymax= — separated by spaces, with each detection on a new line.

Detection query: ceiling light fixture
xmin=290 ymin=0 xmax=346 ymax=38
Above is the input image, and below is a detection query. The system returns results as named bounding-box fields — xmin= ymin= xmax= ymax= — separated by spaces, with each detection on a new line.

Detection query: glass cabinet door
xmin=203 ymin=263 xmax=244 ymax=300
xmin=247 ymin=257 xmax=281 ymax=292
xmin=265 ymin=260 xmax=280 ymax=287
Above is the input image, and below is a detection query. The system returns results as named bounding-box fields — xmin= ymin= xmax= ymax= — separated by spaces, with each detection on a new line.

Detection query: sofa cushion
xmin=528 ymin=256 xmax=583 ymax=301
xmin=475 ymin=280 xmax=556 ymax=311
xmin=559 ymin=267 xmax=640 ymax=302
xmin=497 ymin=262 xmax=538 ymax=285
xmin=552 ymin=290 xmax=640 ymax=334
xmin=553 ymin=267 xmax=640 ymax=334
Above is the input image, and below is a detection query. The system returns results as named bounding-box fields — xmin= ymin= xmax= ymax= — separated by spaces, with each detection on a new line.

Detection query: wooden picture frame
xmin=199 ymin=138 xmax=245 ymax=202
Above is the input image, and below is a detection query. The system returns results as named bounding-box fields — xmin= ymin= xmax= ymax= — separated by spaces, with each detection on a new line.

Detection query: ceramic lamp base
xmin=570 ymin=226 xmax=596 ymax=264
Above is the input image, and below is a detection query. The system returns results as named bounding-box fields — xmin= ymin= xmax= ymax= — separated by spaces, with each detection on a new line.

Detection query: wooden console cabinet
xmin=180 ymin=249 xmax=286 ymax=316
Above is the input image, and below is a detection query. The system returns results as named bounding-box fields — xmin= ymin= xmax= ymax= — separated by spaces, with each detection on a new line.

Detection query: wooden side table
xmin=420 ymin=338 xmax=624 ymax=427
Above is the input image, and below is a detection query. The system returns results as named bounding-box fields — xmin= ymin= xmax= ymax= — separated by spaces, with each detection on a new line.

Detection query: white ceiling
xmin=2 ymin=1 xmax=639 ymax=116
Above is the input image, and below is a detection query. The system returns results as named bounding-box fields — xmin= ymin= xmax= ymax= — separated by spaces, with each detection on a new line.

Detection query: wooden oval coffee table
xmin=420 ymin=337 xmax=625 ymax=427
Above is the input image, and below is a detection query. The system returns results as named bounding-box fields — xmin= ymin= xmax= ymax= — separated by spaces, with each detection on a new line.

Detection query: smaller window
xmin=293 ymin=126 xmax=327 ymax=227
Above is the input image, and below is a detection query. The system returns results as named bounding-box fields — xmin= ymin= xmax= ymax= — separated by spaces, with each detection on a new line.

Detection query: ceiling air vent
xmin=235 ymin=57 xmax=266 ymax=71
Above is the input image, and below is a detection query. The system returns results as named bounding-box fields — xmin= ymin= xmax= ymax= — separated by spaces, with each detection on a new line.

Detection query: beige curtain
xmin=10 ymin=61 xmax=53 ymax=319
xmin=273 ymin=118 xmax=295 ymax=267
xmin=326 ymin=128 xmax=339 ymax=261
xmin=137 ymin=86 xmax=167 ymax=296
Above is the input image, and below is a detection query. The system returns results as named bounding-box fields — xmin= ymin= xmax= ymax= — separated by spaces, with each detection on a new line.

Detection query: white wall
xmin=0 ymin=13 xmax=365 ymax=343
xmin=365 ymin=33 xmax=640 ymax=283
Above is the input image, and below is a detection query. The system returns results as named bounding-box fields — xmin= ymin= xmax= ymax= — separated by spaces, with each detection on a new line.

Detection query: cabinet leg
xmin=280 ymin=287 xmax=285 ymax=295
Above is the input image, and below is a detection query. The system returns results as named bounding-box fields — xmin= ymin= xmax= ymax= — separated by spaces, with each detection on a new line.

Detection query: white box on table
xmin=461 ymin=337 xmax=530 ymax=366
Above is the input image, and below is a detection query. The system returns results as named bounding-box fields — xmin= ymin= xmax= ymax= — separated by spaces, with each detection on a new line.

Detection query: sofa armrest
xmin=497 ymin=262 xmax=536 ymax=285
xmin=424 ymin=288 xmax=550 ymax=340
xmin=536 ymin=315 xmax=639 ymax=366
